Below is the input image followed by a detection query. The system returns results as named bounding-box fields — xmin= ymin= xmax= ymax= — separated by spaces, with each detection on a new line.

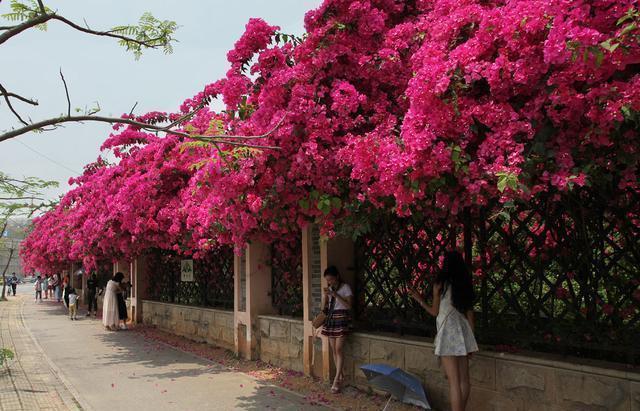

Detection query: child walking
xmin=409 ymin=251 xmax=478 ymax=411
xmin=68 ymin=287 xmax=79 ymax=320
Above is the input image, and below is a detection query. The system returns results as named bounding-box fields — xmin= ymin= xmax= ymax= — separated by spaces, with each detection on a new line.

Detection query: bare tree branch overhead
xmin=0 ymin=0 xmax=283 ymax=150
xmin=0 ymin=0 xmax=182 ymax=142
xmin=0 ymin=111 xmax=287 ymax=149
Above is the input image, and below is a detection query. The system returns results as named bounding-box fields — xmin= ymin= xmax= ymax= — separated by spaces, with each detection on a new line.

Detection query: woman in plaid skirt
xmin=321 ymin=266 xmax=353 ymax=393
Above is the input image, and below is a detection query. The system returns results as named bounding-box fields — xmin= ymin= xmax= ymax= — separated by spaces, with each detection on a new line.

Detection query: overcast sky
xmin=0 ymin=0 xmax=322 ymax=201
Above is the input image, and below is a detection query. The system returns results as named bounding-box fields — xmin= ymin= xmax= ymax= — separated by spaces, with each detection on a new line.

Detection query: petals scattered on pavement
xmin=133 ymin=325 xmax=419 ymax=410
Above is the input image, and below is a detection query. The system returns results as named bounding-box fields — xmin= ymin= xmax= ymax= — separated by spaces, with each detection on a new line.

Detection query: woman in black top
xmin=113 ymin=272 xmax=129 ymax=330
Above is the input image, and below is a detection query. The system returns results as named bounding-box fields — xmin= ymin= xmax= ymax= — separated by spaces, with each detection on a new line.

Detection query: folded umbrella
xmin=360 ymin=363 xmax=431 ymax=410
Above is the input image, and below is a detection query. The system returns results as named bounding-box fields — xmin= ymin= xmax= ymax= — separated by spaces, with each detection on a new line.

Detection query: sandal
xmin=331 ymin=378 xmax=342 ymax=394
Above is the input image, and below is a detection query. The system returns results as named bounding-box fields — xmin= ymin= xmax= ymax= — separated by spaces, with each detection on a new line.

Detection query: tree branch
xmin=0 ymin=83 xmax=29 ymax=126
xmin=0 ymin=86 xmax=38 ymax=106
xmin=1 ymin=247 xmax=15 ymax=278
xmin=189 ymin=136 xmax=279 ymax=150
xmin=0 ymin=112 xmax=286 ymax=148
xmin=59 ymin=69 xmax=71 ymax=117
xmin=0 ymin=12 xmax=168 ymax=49
xmin=36 ymin=0 xmax=47 ymax=14
xmin=0 ymin=13 xmax=52 ymax=45
xmin=50 ymin=14 xmax=167 ymax=49
xmin=0 ymin=196 xmax=46 ymax=201
xmin=128 ymin=101 xmax=138 ymax=117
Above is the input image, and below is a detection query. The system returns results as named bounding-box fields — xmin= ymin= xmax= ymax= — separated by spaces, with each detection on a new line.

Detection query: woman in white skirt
xmin=409 ymin=251 xmax=478 ymax=411
xmin=102 ymin=272 xmax=124 ymax=331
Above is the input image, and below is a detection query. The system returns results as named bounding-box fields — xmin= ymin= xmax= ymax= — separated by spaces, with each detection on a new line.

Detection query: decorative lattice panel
xmin=147 ymin=247 xmax=234 ymax=309
xmin=271 ymin=234 xmax=303 ymax=318
xmin=354 ymin=188 xmax=640 ymax=364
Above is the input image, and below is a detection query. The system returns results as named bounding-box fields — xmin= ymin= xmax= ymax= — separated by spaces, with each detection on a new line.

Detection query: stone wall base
xmin=345 ymin=332 xmax=640 ymax=411
xmin=258 ymin=315 xmax=304 ymax=372
xmin=142 ymin=301 xmax=234 ymax=351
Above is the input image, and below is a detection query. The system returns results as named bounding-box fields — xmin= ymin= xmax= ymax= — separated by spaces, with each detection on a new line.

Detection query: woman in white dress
xmin=102 ymin=272 xmax=124 ymax=331
xmin=409 ymin=251 xmax=478 ymax=411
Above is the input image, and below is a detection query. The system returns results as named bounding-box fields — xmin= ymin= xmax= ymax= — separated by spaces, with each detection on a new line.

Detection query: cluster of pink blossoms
xmin=21 ymin=0 xmax=640 ymax=273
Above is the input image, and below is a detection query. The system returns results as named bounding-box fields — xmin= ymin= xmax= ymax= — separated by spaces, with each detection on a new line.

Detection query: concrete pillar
xmin=233 ymin=241 xmax=275 ymax=360
xmin=302 ymin=225 xmax=324 ymax=378
xmin=301 ymin=225 xmax=355 ymax=382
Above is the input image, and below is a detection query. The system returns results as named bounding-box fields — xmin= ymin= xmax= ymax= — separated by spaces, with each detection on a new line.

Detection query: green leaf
xmin=330 ymin=197 xmax=342 ymax=211
xmin=496 ymin=171 xmax=519 ymax=193
xmin=619 ymin=22 xmax=637 ymax=36
xmin=593 ymin=48 xmax=604 ymax=66
xmin=600 ymin=38 xmax=620 ymax=53
xmin=317 ymin=198 xmax=332 ymax=215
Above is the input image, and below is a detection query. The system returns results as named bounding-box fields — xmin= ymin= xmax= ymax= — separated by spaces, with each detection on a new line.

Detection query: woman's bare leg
xmin=458 ymin=356 xmax=471 ymax=409
xmin=328 ymin=338 xmax=340 ymax=391
xmin=334 ymin=337 xmax=346 ymax=383
xmin=441 ymin=356 xmax=463 ymax=411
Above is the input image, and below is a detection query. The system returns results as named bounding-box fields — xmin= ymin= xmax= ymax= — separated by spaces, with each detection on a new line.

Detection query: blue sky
xmin=0 ymin=0 xmax=322 ymax=201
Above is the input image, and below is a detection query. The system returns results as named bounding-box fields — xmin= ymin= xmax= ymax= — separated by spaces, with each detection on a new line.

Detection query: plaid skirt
xmin=321 ymin=309 xmax=352 ymax=338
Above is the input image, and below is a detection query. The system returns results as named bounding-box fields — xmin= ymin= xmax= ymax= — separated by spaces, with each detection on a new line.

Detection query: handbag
xmin=312 ymin=292 xmax=336 ymax=329
xmin=312 ymin=311 xmax=327 ymax=329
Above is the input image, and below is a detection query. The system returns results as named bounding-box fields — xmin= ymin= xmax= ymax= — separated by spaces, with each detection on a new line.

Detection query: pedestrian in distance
xmin=67 ymin=287 xmax=79 ymax=320
xmin=10 ymin=272 xmax=18 ymax=296
xmin=63 ymin=281 xmax=73 ymax=308
xmin=408 ymin=251 xmax=478 ymax=411
xmin=42 ymin=275 xmax=50 ymax=299
xmin=34 ymin=275 xmax=43 ymax=302
xmin=321 ymin=266 xmax=353 ymax=394
xmin=85 ymin=272 xmax=99 ymax=317
xmin=51 ymin=274 xmax=61 ymax=302
xmin=116 ymin=275 xmax=129 ymax=330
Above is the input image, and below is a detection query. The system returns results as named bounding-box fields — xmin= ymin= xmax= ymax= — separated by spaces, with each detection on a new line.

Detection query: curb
xmin=19 ymin=296 xmax=94 ymax=411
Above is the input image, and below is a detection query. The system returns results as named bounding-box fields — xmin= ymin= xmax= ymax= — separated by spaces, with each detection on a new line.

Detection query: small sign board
xmin=181 ymin=259 xmax=194 ymax=282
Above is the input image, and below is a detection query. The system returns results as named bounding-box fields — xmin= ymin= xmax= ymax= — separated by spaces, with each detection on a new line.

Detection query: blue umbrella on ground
xmin=360 ymin=363 xmax=431 ymax=410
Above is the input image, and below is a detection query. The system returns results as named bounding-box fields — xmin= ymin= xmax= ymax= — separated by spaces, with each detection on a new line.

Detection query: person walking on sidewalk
xmin=63 ymin=281 xmax=73 ymax=308
xmin=34 ymin=275 xmax=43 ymax=302
xmin=85 ymin=272 xmax=99 ymax=317
xmin=9 ymin=273 xmax=18 ymax=296
xmin=68 ymin=287 xmax=79 ymax=320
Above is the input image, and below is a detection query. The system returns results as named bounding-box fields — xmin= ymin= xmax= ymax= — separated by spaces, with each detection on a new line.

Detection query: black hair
xmin=113 ymin=272 xmax=125 ymax=282
xmin=436 ymin=251 xmax=475 ymax=314
xmin=323 ymin=265 xmax=340 ymax=278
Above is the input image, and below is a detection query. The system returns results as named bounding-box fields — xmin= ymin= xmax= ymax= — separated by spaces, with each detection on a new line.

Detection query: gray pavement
xmin=0 ymin=290 xmax=79 ymax=411
xmin=6 ymin=285 xmax=328 ymax=411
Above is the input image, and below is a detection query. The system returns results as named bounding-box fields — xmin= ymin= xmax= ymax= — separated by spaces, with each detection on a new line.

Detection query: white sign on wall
xmin=181 ymin=259 xmax=194 ymax=282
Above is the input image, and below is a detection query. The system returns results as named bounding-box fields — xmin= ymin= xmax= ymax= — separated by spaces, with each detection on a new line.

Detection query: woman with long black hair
xmin=321 ymin=266 xmax=353 ymax=394
xmin=409 ymin=251 xmax=478 ymax=411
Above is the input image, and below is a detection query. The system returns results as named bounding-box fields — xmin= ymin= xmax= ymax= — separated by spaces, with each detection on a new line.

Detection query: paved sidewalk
xmin=18 ymin=286 xmax=329 ymax=411
xmin=0 ymin=293 xmax=80 ymax=411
